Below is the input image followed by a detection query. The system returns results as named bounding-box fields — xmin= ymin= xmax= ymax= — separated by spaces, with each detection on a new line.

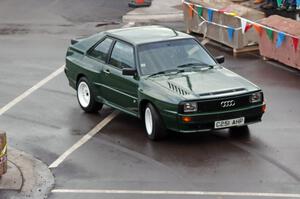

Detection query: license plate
xmin=214 ymin=117 xmax=245 ymax=129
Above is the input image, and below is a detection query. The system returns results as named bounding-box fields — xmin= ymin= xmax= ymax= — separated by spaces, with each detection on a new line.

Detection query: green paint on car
xmin=65 ymin=26 xmax=265 ymax=140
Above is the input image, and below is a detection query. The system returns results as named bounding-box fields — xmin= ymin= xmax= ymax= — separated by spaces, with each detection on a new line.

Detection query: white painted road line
xmin=0 ymin=22 xmax=134 ymax=117
xmin=0 ymin=65 xmax=65 ymax=116
xmin=49 ymin=110 xmax=119 ymax=168
xmin=49 ymin=22 xmax=134 ymax=169
xmin=51 ymin=189 xmax=300 ymax=198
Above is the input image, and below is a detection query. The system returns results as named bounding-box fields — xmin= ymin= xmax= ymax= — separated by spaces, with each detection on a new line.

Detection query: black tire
xmin=77 ymin=77 xmax=103 ymax=113
xmin=144 ymin=103 xmax=167 ymax=140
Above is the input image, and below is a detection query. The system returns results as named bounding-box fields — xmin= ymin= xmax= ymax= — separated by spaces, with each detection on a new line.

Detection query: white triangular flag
xmin=241 ymin=18 xmax=247 ymax=34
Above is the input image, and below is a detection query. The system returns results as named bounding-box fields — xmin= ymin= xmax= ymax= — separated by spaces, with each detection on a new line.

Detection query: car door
xmin=84 ymin=37 xmax=114 ymax=100
xmin=101 ymin=40 xmax=139 ymax=115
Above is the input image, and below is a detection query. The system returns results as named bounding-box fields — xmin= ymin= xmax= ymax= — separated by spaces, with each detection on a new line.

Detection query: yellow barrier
xmin=0 ymin=132 xmax=7 ymax=176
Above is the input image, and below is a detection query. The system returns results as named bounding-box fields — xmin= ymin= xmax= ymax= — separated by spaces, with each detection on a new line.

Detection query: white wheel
xmin=77 ymin=81 xmax=90 ymax=108
xmin=144 ymin=103 xmax=167 ymax=140
xmin=145 ymin=107 xmax=153 ymax=136
xmin=77 ymin=77 xmax=103 ymax=113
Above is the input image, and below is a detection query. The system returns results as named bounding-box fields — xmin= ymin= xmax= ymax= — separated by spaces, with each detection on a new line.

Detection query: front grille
xmin=197 ymin=94 xmax=253 ymax=112
xmin=180 ymin=106 xmax=263 ymax=131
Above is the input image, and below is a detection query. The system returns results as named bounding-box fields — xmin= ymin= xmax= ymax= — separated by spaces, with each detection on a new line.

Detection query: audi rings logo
xmin=220 ymin=100 xmax=235 ymax=108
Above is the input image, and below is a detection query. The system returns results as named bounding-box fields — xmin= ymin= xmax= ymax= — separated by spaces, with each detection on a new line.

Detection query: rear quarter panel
xmin=67 ymin=53 xmax=105 ymax=98
xmin=65 ymin=33 xmax=106 ymax=96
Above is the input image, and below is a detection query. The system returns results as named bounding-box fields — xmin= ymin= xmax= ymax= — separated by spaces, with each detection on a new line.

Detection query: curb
xmin=0 ymin=148 xmax=54 ymax=199
xmin=123 ymin=13 xmax=184 ymax=23
xmin=0 ymin=160 xmax=22 ymax=191
xmin=122 ymin=0 xmax=184 ymax=24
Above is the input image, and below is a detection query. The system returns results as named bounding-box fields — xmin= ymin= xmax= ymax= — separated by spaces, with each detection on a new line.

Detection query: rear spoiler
xmin=70 ymin=37 xmax=85 ymax=54
xmin=71 ymin=35 xmax=88 ymax=45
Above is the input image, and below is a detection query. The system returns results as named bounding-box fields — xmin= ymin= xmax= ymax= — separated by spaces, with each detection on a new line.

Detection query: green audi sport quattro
xmin=65 ymin=26 xmax=266 ymax=140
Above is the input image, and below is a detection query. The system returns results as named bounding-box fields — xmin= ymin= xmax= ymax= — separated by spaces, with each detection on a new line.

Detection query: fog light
xmin=182 ymin=116 xmax=192 ymax=123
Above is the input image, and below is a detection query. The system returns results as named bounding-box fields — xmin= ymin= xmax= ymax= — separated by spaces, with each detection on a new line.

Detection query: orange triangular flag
xmin=188 ymin=4 xmax=194 ymax=18
xmin=253 ymin=24 xmax=263 ymax=35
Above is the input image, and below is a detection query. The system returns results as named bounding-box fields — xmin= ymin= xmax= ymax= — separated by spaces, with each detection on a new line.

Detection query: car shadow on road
xmin=97 ymin=112 xmax=259 ymax=170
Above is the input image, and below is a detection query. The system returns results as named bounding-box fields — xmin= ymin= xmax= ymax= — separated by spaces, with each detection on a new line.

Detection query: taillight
xmin=262 ymin=103 xmax=266 ymax=113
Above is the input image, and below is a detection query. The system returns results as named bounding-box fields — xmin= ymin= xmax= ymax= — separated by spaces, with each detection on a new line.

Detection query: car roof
xmin=105 ymin=26 xmax=193 ymax=45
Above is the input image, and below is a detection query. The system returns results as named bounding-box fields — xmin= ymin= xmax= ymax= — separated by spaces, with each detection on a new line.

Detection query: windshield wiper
xmin=177 ymin=62 xmax=203 ymax=68
xmin=177 ymin=62 xmax=215 ymax=69
xmin=147 ymin=69 xmax=183 ymax=78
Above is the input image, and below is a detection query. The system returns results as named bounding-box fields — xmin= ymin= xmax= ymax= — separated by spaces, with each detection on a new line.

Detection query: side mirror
xmin=122 ymin=68 xmax=137 ymax=76
xmin=215 ymin=55 xmax=225 ymax=64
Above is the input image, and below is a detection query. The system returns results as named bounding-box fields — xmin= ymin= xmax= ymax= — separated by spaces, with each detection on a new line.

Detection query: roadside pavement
xmin=123 ymin=0 xmax=183 ymax=23
xmin=0 ymin=148 xmax=54 ymax=199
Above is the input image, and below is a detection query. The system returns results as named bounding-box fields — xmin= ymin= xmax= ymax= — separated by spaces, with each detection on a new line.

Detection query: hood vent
xmin=167 ymin=82 xmax=190 ymax=96
xmin=198 ymin=88 xmax=246 ymax=97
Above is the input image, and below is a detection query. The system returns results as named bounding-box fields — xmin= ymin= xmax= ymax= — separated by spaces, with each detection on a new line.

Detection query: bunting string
xmin=183 ymin=0 xmax=300 ymax=41
xmin=186 ymin=1 xmax=244 ymax=31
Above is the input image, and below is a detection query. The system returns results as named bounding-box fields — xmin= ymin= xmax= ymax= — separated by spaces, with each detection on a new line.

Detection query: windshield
xmin=138 ymin=39 xmax=216 ymax=76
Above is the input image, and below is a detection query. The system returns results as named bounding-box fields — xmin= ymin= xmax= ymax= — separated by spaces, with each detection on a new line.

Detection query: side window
xmin=89 ymin=38 xmax=113 ymax=61
xmin=109 ymin=41 xmax=135 ymax=69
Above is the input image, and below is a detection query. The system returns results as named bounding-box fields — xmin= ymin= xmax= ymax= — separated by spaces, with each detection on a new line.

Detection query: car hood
xmin=148 ymin=67 xmax=260 ymax=100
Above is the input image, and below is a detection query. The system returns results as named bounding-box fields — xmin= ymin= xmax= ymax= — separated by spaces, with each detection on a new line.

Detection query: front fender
xmin=138 ymin=81 xmax=181 ymax=130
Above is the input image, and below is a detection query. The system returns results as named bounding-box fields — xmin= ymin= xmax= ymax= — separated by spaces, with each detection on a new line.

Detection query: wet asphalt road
xmin=1 ymin=1 xmax=300 ymax=199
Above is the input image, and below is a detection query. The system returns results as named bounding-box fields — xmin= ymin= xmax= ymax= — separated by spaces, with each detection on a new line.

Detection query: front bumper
xmin=163 ymin=104 xmax=264 ymax=133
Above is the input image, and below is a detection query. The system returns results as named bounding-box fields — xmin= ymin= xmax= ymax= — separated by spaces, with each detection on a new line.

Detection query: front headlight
xmin=250 ymin=92 xmax=262 ymax=103
xmin=183 ymin=102 xmax=198 ymax=112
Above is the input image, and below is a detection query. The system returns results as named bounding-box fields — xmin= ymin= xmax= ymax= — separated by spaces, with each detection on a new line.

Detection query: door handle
xmin=103 ymin=69 xmax=110 ymax=74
